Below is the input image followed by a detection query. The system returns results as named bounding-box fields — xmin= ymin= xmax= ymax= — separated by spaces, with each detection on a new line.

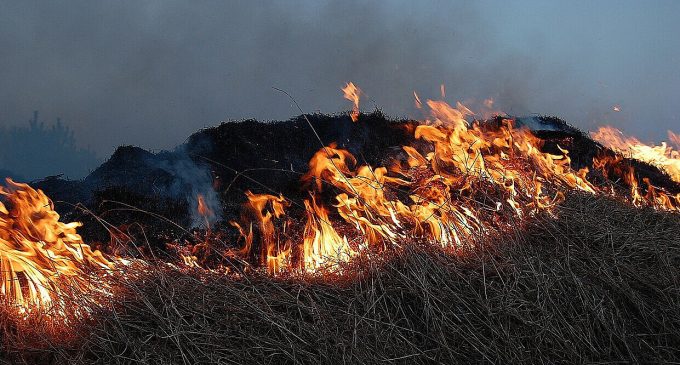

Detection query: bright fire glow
xmin=0 ymin=179 xmax=112 ymax=311
xmin=226 ymin=85 xmax=678 ymax=275
xmin=3 ymin=82 xmax=680 ymax=318
xmin=342 ymin=82 xmax=361 ymax=122
xmin=196 ymin=194 xmax=215 ymax=229
xmin=414 ymin=91 xmax=422 ymax=109
xmin=592 ymin=126 xmax=680 ymax=183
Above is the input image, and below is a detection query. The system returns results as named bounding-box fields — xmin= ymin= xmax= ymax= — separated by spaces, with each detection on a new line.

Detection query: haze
xmin=1 ymin=0 xmax=679 ymax=179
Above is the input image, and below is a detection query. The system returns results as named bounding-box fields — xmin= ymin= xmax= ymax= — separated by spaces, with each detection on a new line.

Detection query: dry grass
xmin=3 ymin=193 xmax=680 ymax=364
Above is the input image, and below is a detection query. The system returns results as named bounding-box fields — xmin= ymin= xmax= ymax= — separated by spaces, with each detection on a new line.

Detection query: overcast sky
xmin=1 ymin=0 xmax=679 ymax=164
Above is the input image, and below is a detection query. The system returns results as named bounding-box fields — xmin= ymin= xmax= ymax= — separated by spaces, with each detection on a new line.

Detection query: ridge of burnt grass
xmin=24 ymin=112 xmax=679 ymax=261
xmin=186 ymin=111 xmax=417 ymax=213
xmin=2 ymin=193 xmax=679 ymax=364
xmin=517 ymin=115 xmax=680 ymax=194
xmin=32 ymin=112 xmax=679 ymax=226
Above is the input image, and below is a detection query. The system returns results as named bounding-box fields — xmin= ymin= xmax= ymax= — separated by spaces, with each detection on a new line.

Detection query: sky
xmin=1 ymin=0 xmax=679 ymax=178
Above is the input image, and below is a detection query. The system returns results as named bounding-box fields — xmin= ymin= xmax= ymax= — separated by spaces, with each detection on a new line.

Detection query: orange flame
xmin=413 ymin=91 xmax=422 ymax=109
xmin=227 ymin=96 xmax=673 ymax=275
xmin=196 ymin=194 xmax=215 ymax=229
xmin=669 ymin=130 xmax=680 ymax=150
xmin=592 ymin=126 xmax=680 ymax=183
xmin=230 ymin=191 xmax=291 ymax=274
xmin=0 ymin=179 xmax=112 ymax=311
xmin=5 ymin=83 xmax=680 ymax=322
xmin=197 ymin=194 xmax=212 ymax=218
xmin=342 ymin=82 xmax=361 ymax=122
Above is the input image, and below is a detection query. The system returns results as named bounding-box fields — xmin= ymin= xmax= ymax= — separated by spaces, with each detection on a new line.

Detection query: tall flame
xmin=0 ymin=179 xmax=112 ymax=311
xmin=592 ymin=126 xmax=680 ymax=183
xmin=668 ymin=130 xmax=680 ymax=150
xmin=226 ymin=92 xmax=674 ymax=275
xmin=342 ymin=82 xmax=361 ymax=122
xmin=4 ymin=83 xmax=680 ymax=316
xmin=196 ymin=194 xmax=215 ymax=229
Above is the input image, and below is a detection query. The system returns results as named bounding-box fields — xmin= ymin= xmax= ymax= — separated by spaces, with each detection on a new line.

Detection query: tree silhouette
xmin=0 ymin=111 xmax=99 ymax=180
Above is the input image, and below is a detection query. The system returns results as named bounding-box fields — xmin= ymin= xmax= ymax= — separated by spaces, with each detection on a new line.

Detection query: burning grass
xmin=2 ymin=87 xmax=680 ymax=363
xmin=2 ymin=193 xmax=680 ymax=364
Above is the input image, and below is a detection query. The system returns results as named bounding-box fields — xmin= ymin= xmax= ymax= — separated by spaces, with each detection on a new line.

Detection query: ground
xmin=3 ymin=193 xmax=679 ymax=364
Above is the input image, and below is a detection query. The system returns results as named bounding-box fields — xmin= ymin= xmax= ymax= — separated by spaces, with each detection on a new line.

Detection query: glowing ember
xmin=592 ymin=126 xmax=680 ymax=183
xmin=342 ymin=82 xmax=361 ymax=122
xmin=197 ymin=194 xmax=213 ymax=218
xmin=197 ymin=194 xmax=215 ymax=229
xmin=0 ymin=179 xmax=112 ymax=311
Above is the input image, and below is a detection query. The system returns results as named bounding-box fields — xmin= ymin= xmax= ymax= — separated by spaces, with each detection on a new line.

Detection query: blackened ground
xmin=35 ymin=111 xmax=418 ymax=247
xmin=186 ymin=111 xmax=417 ymax=216
xmin=2 ymin=193 xmax=680 ymax=364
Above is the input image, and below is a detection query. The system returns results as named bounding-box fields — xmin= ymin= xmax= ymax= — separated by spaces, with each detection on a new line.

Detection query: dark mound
xmin=29 ymin=112 xmax=680 ymax=247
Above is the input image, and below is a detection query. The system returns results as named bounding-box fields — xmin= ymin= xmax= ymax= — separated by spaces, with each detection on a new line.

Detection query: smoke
xmin=1 ymin=0 xmax=679 ymax=179
xmin=153 ymin=146 xmax=221 ymax=228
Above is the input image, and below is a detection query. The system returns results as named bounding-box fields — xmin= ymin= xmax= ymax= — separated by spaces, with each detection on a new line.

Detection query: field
xmin=3 ymin=193 xmax=679 ymax=364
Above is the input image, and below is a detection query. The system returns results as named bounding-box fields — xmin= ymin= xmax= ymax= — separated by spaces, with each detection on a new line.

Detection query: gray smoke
xmin=153 ymin=147 xmax=221 ymax=228
xmin=1 ymin=1 xmax=679 ymax=179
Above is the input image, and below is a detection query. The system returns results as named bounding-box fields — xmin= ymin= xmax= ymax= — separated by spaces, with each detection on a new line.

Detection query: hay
xmin=3 ymin=193 xmax=679 ymax=364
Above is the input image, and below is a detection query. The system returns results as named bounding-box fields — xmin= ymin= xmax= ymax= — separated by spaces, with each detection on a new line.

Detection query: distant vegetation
xmin=0 ymin=111 xmax=99 ymax=180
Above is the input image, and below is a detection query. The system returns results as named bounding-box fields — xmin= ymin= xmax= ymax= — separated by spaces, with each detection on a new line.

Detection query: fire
xmin=669 ymin=130 xmax=680 ymax=150
xmin=227 ymin=91 xmax=656 ymax=275
xmin=342 ymin=82 xmax=361 ymax=122
xmin=197 ymin=194 xmax=212 ymax=218
xmin=3 ymin=81 xmax=680 ymax=317
xmin=302 ymin=195 xmax=355 ymax=271
xmin=0 ymin=179 xmax=112 ymax=311
xmin=414 ymin=91 xmax=422 ymax=109
xmin=230 ymin=191 xmax=291 ymax=274
xmin=592 ymin=126 xmax=680 ymax=183
xmin=196 ymin=193 xmax=215 ymax=229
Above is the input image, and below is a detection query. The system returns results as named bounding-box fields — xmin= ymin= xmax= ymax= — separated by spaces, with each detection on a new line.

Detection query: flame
xmin=196 ymin=194 xmax=215 ymax=229
xmin=592 ymin=152 xmax=679 ymax=211
xmin=342 ymin=82 xmax=361 ymax=122
xmin=669 ymin=130 xmax=680 ymax=150
xmin=230 ymin=191 xmax=291 ymax=274
xmin=227 ymin=93 xmax=666 ymax=275
xmin=5 ymin=82 xmax=680 ymax=317
xmin=480 ymin=98 xmax=503 ymax=120
xmin=0 ymin=179 xmax=112 ymax=311
xmin=302 ymin=195 xmax=355 ymax=272
xmin=592 ymin=126 xmax=680 ymax=183
xmin=414 ymin=91 xmax=422 ymax=109
xmin=197 ymin=194 xmax=213 ymax=218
